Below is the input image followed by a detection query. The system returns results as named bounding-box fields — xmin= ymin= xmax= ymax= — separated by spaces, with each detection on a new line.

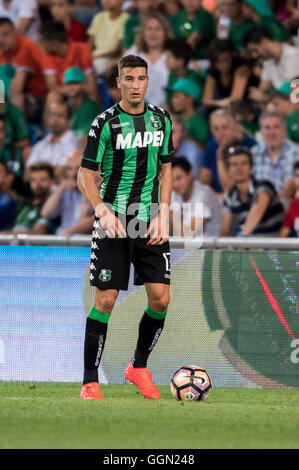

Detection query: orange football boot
xmin=80 ymin=382 xmax=104 ymax=399
xmin=125 ymin=359 xmax=160 ymax=400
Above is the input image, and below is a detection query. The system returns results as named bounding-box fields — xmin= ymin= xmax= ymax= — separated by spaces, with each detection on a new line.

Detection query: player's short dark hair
xmin=118 ymin=55 xmax=148 ymax=74
xmin=29 ymin=162 xmax=54 ymax=179
xmin=0 ymin=17 xmax=14 ymax=28
xmin=225 ymin=145 xmax=253 ymax=168
xmin=40 ymin=20 xmax=68 ymax=42
xmin=172 ymin=156 xmax=192 ymax=173
xmin=164 ymin=38 xmax=193 ymax=65
xmin=243 ymin=26 xmax=272 ymax=47
xmin=208 ymin=39 xmax=237 ymax=65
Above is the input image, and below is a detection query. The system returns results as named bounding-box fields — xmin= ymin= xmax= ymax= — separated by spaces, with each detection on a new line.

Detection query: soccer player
xmin=77 ymin=55 xmax=174 ymax=400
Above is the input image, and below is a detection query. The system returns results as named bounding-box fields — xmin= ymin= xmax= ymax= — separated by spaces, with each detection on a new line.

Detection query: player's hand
xmin=96 ymin=203 xmax=127 ymax=238
xmin=145 ymin=211 xmax=169 ymax=246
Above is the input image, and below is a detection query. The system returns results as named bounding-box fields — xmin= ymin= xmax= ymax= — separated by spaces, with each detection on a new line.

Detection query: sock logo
xmin=149 ymin=328 xmax=163 ymax=352
xmin=95 ymin=334 xmax=104 ymax=367
xmin=99 ymin=269 xmax=112 ymax=282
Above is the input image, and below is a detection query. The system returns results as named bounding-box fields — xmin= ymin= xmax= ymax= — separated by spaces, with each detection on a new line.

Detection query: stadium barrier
xmin=1 ymin=236 xmax=299 ymax=388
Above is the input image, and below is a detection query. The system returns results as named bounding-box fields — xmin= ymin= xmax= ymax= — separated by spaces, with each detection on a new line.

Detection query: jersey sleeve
xmin=160 ymin=114 xmax=174 ymax=164
xmin=81 ymin=117 xmax=109 ymax=171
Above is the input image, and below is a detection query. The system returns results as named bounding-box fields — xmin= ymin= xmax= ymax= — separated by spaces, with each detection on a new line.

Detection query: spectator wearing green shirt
xmin=1 ymin=162 xmax=54 ymax=235
xmin=63 ymin=67 xmax=103 ymax=144
xmin=172 ymin=0 xmax=216 ymax=59
xmin=0 ymin=101 xmax=29 ymax=150
xmin=268 ymin=82 xmax=299 ymax=144
xmin=164 ymin=38 xmax=205 ymax=105
xmin=122 ymin=0 xmax=157 ymax=51
xmin=170 ymin=77 xmax=209 ymax=148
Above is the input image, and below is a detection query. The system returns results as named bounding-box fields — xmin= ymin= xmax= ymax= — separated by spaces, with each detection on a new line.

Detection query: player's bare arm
xmin=146 ymin=162 xmax=172 ymax=246
xmin=77 ymin=167 xmax=126 ymax=238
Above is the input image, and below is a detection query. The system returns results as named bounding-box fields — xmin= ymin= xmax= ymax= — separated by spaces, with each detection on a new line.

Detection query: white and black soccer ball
xmin=170 ymin=365 xmax=212 ymax=401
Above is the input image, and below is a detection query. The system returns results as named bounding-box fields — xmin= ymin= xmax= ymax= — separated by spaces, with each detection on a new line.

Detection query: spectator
xmin=164 ymin=38 xmax=204 ymax=105
xmin=105 ymin=65 xmax=122 ymax=103
xmin=63 ymin=67 xmax=103 ymax=142
xmin=1 ymin=162 xmax=54 ymax=234
xmin=169 ymin=77 xmax=209 ymax=148
xmin=202 ymin=39 xmax=254 ymax=109
xmin=125 ymin=12 xmax=173 ymax=107
xmin=231 ymin=100 xmax=259 ymax=137
xmin=170 ymin=156 xmax=222 ymax=236
xmin=0 ymin=159 xmax=17 ymax=230
xmin=279 ymin=161 xmax=299 ymax=237
xmin=217 ymin=0 xmax=290 ymax=52
xmin=50 ymin=0 xmax=88 ymax=42
xmin=0 ymin=17 xmax=48 ymax=113
xmin=171 ymin=114 xmax=203 ymax=178
xmin=40 ymin=20 xmax=98 ymax=100
xmin=220 ymin=145 xmax=284 ymax=236
xmin=0 ymin=113 xmax=24 ymax=181
xmin=26 ymin=101 xmax=80 ymax=180
xmin=267 ymin=82 xmax=299 ymax=145
xmin=0 ymin=0 xmax=41 ymax=43
xmin=251 ymin=111 xmax=299 ymax=198
xmin=41 ymin=149 xmax=93 ymax=234
xmin=199 ymin=108 xmax=256 ymax=194
xmin=123 ymin=0 xmax=157 ymax=50
xmin=88 ymin=0 xmax=129 ymax=76
xmin=0 ymin=100 xmax=30 ymax=151
xmin=243 ymin=27 xmax=299 ymax=104
xmin=72 ymin=0 xmax=101 ymax=28
xmin=172 ymin=0 xmax=216 ymax=59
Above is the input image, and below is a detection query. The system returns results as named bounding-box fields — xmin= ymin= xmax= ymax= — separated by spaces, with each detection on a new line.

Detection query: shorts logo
xmin=150 ymin=116 xmax=162 ymax=129
xmin=99 ymin=269 xmax=112 ymax=282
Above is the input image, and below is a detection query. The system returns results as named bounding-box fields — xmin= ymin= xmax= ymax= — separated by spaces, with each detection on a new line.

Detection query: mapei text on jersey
xmin=116 ymin=131 xmax=165 ymax=150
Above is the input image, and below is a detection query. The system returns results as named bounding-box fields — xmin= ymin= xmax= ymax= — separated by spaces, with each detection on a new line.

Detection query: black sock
xmin=132 ymin=311 xmax=165 ymax=368
xmin=83 ymin=317 xmax=108 ymax=384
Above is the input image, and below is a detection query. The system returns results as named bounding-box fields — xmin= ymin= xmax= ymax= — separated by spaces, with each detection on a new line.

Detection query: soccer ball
xmin=170 ymin=365 xmax=212 ymax=401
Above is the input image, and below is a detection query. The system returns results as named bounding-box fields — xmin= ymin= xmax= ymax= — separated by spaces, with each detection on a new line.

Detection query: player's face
xmin=260 ymin=117 xmax=286 ymax=148
xmin=228 ymin=155 xmax=252 ymax=184
xmin=117 ymin=67 xmax=149 ymax=106
xmin=0 ymin=23 xmax=16 ymax=53
xmin=30 ymin=171 xmax=53 ymax=198
xmin=210 ymin=115 xmax=237 ymax=144
xmin=172 ymin=167 xmax=192 ymax=195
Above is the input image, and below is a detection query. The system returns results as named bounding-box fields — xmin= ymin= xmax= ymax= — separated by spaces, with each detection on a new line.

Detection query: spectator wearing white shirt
xmin=26 ymin=101 xmax=80 ymax=181
xmin=124 ymin=12 xmax=172 ymax=107
xmin=243 ymin=27 xmax=299 ymax=105
xmin=170 ymin=157 xmax=222 ymax=237
xmin=0 ymin=0 xmax=40 ymax=43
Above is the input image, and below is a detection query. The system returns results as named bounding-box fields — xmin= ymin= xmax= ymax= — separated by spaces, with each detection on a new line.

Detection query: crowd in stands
xmin=0 ymin=0 xmax=299 ymax=239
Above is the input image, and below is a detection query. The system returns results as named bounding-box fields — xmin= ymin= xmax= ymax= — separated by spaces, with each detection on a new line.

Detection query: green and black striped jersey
xmin=81 ymin=102 xmax=174 ymax=221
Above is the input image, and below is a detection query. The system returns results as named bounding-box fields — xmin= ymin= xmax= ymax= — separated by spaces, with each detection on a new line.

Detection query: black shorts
xmin=89 ymin=215 xmax=171 ymax=291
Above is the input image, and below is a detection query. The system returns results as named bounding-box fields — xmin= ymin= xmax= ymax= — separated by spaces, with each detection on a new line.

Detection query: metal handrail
xmin=0 ymin=235 xmax=299 ymax=250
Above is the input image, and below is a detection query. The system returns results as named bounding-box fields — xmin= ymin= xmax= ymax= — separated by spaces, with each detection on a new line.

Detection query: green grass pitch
xmin=1 ymin=382 xmax=299 ymax=449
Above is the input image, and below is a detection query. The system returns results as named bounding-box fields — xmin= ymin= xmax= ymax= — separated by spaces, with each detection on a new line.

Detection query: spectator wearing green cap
xmin=170 ymin=77 xmax=209 ymax=148
xmin=63 ymin=67 xmax=103 ymax=144
xmin=164 ymin=38 xmax=205 ymax=106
